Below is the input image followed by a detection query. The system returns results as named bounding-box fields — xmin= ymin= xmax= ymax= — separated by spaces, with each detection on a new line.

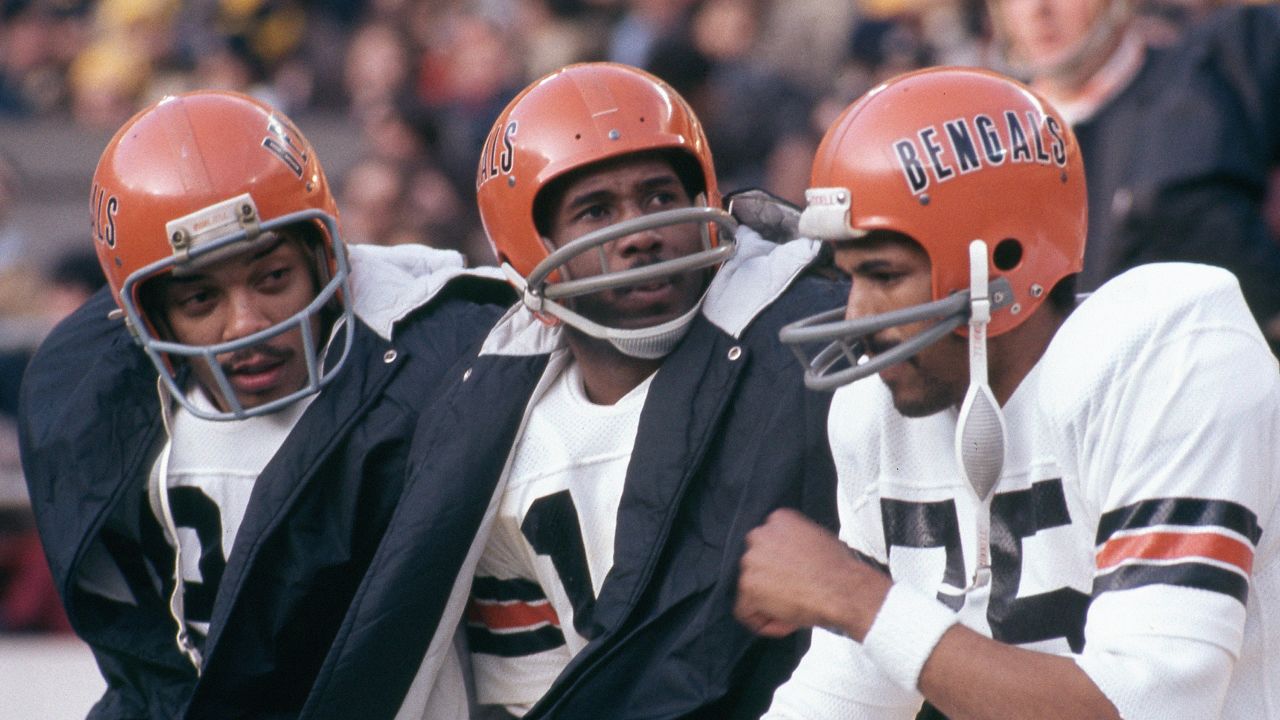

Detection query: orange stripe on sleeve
xmin=1096 ymin=531 xmax=1254 ymax=574
xmin=466 ymin=598 xmax=561 ymax=631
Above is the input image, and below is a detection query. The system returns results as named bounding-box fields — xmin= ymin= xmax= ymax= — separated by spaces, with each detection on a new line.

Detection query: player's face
xmin=833 ymin=235 xmax=968 ymax=417
xmin=994 ymin=0 xmax=1109 ymax=69
xmin=157 ymin=233 xmax=321 ymax=412
xmin=544 ymin=154 xmax=708 ymax=330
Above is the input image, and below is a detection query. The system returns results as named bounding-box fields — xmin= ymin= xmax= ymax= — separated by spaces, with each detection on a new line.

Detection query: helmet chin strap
xmin=559 ymin=298 xmax=704 ymax=359
xmin=502 ymin=262 xmax=704 ymax=359
xmin=954 ymin=240 xmax=1007 ymax=500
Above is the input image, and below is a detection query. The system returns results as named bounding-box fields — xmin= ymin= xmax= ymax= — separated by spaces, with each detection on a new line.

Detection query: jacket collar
xmin=348 ymin=243 xmax=505 ymax=340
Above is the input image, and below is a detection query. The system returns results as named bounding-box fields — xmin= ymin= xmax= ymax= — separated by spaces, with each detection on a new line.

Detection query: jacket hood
xmin=348 ymin=244 xmax=506 ymax=340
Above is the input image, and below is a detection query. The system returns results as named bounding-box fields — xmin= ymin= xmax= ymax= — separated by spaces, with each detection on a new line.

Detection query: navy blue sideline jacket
xmin=306 ymin=229 xmax=845 ymax=720
xmin=18 ymin=244 xmax=511 ymax=719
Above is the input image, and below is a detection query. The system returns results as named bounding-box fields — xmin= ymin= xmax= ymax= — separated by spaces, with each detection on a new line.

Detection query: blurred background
xmin=0 ymin=0 xmax=1275 ymax=716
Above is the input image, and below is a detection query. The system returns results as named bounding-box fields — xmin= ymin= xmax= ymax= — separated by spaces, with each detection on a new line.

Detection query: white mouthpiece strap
xmin=505 ymin=262 xmax=703 ymax=360
xmin=967 ymin=241 xmax=991 ymax=331
xmin=954 ymin=240 xmax=1006 ymax=500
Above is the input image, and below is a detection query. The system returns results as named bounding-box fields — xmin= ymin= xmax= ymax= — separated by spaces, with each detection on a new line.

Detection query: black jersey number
xmin=881 ymin=479 xmax=1089 ymax=652
xmin=168 ymin=486 xmax=226 ymax=629
xmin=521 ymin=490 xmax=598 ymax=638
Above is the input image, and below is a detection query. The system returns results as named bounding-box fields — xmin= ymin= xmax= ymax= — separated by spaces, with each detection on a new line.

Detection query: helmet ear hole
xmin=992 ymin=238 xmax=1023 ymax=272
xmin=137 ymin=274 xmax=175 ymax=341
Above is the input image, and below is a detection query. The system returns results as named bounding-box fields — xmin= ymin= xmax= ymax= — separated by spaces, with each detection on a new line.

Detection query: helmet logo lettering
xmin=477 ymin=120 xmax=518 ymax=189
xmin=91 ymin=182 xmax=118 ymax=248
xmin=920 ymin=127 xmax=953 ymax=182
xmin=1045 ymin=115 xmax=1067 ymax=166
xmin=262 ymin=116 xmax=307 ymax=179
xmin=894 ymin=140 xmax=928 ymax=194
xmin=1006 ymin=111 xmax=1033 ymax=162
xmin=943 ymin=119 xmax=982 ymax=175
xmin=894 ymin=110 xmax=1067 ymax=196
xmin=1029 ymin=112 xmax=1052 ymax=163
xmin=975 ymin=115 xmax=1006 ymax=165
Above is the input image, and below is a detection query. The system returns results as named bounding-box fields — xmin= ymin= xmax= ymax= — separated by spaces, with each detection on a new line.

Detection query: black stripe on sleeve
xmin=1093 ymin=561 xmax=1250 ymax=604
xmin=1096 ymin=497 xmax=1261 ymax=546
xmin=467 ymin=623 xmax=567 ymax=657
xmin=472 ymin=575 xmax=550 ymax=603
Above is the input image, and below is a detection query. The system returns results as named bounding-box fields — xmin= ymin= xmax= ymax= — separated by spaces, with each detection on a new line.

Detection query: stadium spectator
xmin=986 ymin=0 xmax=1280 ymax=350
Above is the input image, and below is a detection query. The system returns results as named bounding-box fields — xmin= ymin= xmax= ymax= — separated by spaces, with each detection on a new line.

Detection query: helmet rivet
xmin=919 ymin=194 xmax=930 ymax=206
xmin=240 ymin=204 xmax=253 ymax=217
xmin=508 ymin=176 xmax=516 ymax=187
xmin=1010 ymin=303 xmax=1023 ymax=315
xmin=383 ymin=349 xmax=397 ymax=363
xmin=171 ymin=230 xmax=189 ymax=248
xmin=608 ymin=129 xmax=620 ymax=140
xmin=1060 ymin=171 xmax=1068 ymax=183
xmin=727 ymin=346 xmax=742 ymax=361
xmin=836 ymin=191 xmax=848 ymax=203
xmin=305 ymin=181 xmax=314 ymax=192
xmin=1030 ymin=284 xmax=1044 ymax=297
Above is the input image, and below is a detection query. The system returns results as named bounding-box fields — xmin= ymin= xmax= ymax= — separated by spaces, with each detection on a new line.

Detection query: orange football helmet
xmin=91 ymin=90 xmax=354 ymax=420
xmin=475 ymin=62 xmax=737 ymax=358
xmin=781 ymin=66 xmax=1086 ymax=390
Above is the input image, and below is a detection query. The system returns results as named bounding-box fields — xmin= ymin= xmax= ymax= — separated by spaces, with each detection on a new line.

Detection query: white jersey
xmin=151 ymin=388 xmax=313 ymax=642
xmin=468 ymin=359 xmax=654 ymax=714
xmin=143 ymin=243 xmax=488 ymax=657
xmin=768 ymin=264 xmax=1280 ymax=720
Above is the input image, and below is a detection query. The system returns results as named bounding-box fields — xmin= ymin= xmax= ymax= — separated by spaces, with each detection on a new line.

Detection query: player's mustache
xmin=221 ymin=343 xmax=293 ymax=373
xmin=863 ymin=335 xmax=896 ymax=357
xmin=621 ymin=251 xmax=670 ymax=271
xmin=607 ymin=254 xmax=679 ymax=292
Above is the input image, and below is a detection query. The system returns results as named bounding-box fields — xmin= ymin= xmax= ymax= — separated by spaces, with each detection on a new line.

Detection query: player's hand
xmin=724 ymin=188 xmax=800 ymax=243
xmin=735 ymin=509 xmax=891 ymax=641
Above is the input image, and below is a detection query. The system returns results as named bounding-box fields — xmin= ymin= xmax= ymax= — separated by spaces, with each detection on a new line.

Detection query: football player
xmin=735 ymin=66 xmax=1280 ymax=720
xmin=328 ymin=61 xmax=844 ymax=720
xmin=988 ymin=0 xmax=1280 ymax=350
xmin=18 ymin=90 xmax=509 ymax=718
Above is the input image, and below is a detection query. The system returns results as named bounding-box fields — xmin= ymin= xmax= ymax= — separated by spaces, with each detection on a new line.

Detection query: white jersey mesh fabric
xmin=470 ymin=361 xmax=654 ymax=713
xmin=767 ymin=263 xmax=1280 ymax=719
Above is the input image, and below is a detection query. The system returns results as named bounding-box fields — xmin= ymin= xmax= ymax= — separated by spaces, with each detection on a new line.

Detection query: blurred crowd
xmin=3 ymin=0 xmax=1260 ymax=264
xmin=0 ymin=0 xmax=1277 ymax=634
xmin=6 ymin=0 xmax=1272 ymax=334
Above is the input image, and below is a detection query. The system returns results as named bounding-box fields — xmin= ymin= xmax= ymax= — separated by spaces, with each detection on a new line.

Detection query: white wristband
xmin=861 ymin=582 xmax=957 ymax=691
